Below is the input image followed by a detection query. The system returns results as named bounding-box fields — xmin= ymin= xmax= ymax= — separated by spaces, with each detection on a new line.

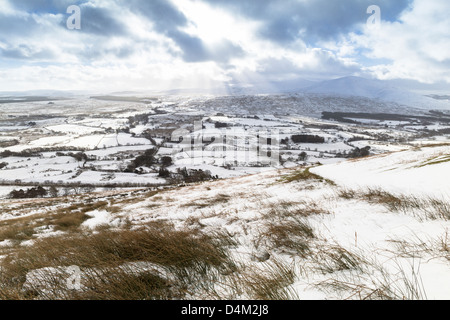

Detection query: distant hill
xmin=303 ymin=76 xmax=450 ymax=110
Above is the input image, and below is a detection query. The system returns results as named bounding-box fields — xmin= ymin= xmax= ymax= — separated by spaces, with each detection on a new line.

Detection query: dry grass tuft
xmin=0 ymin=224 xmax=35 ymax=243
xmin=180 ymin=194 xmax=232 ymax=210
xmin=260 ymin=217 xmax=315 ymax=257
xmin=52 ymin=212 xmax=90 ymax=232
xmin=266 ymin=200 xmax=330 ymax=219
xmin=336 ymin=187 xmax=450 ymax=221
xmin=311 ymin=245 xmax=367 ymax=274
xmin=237 ymin=259 xmax=299 ymax=300
xmin=0 ymin=223 xmax=237 ymax=300
xmin=281 ymin=168 xmax=335 ymax=185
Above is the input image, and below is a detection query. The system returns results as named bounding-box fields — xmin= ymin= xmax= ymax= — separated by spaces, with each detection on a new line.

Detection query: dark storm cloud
xmin=167 ymin=30 xmax=210 ymax=62
xmin=204 ymin=0 xmax=413 ymax=44
xmin=0 ymin=0 xmax=409 ymax=66
xmin=168 ymin=30 xmax=244 ymax=63
xmin=126 ymin=0 xmax=207 ymax=61
xmin=72 ymin=4 xmax=128 ymax=37
xmin=125 ymin=0 xmax=189 ymax=32
xmin=124 ymin=0 xmax=243 ymax=63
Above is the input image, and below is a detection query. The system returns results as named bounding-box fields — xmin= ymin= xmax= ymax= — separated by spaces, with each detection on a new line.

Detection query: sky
xmin=0 ymin=0 xmax=449 ymax=93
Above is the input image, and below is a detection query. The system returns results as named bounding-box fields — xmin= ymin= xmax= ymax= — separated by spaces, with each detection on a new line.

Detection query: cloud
xmin=0 ymin=11 xmax=42 ymax=39
xmin=203 ymin=0 xmax=412 ymax=44
xmin=0 ymin=44 xmax=56 ymax=61
xmin=0 ymin=0 xmax=447 ymax=92
xmin=74 ymin=3 xmax=129 ymax=37
xmin=126 ymin=0 xmax=188 ymax=32
xmin=230 ymin=49 xmax=360 ymax=86
xmin=350 ymin=0 xmax=450 ymax=83
xmin=125 ymin=0 xmax=218 ymax=62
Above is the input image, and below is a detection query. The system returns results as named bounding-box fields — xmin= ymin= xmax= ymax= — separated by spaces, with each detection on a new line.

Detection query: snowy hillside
xmin=0 ymin=94 xmax=449 ymax=300
xmin=304 ymin=76 xmax=450 ymax=110
xmin=0 ymin=143 xmax=449 ymax=300
xmin=311 ymin=144 xmax=450 ymax=198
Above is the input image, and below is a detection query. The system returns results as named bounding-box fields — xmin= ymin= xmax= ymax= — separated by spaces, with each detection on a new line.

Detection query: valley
xmin=0 ymin=93 xmax=449 ymax=300
xmin=1 ymin=93 xmax=448 ymax=199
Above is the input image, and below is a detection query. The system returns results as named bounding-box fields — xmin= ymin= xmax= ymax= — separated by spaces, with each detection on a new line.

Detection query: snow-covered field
xmin=0 ymin=95 xmax=449 ymax=300
xmin=3 ymin=95 xmax=440 ymax=193
xmin=0 ymin=144 xmax=448 ymax=299
xmin=311 ymin=145 xmax=450 ymax=198
xmin=108 ymin=147 xmax=450 ymax=299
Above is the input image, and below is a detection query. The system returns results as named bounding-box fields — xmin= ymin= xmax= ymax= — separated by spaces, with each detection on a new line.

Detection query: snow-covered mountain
xmin=303 ymin=76 xmax=450 ymax=110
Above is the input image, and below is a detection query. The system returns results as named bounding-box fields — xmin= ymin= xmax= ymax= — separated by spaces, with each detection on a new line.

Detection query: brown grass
xmin=0 ymin=223 xmax=237 ymax=300
xmin=0 ymin=224 xmax=35 ymax=242
xmin=337 ymin=187 xmax=450 ymax=221
xmin=237 ymin=259 xmax=299 ymax=300
xmin=265 ymin=200 xmax=330 ymax=219
xmin=52 ymin=212 xmax=90 ymax=231
xmin=260 ymin=217 xmax=315 ymax=257
xmin=281 ymin=168 xmax=333 ymax=184
xmin=180 ymin=194 xmax=232 ymax=210
xmin=311 ymin=245 xmax=367 ymax=274
xmin=106 ymin=206 xmax=122 ymax=214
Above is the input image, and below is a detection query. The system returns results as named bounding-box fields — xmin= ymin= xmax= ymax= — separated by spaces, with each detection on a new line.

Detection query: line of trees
xmin=55 ymin=152 xmax=89 ymax=162
xmin=0 ymin=150 xmax=39 ymax=158
xmin=0 ymin=180 xmax=168 ymax=189
xmin=9 ymin=186 xmax=48 ymax=199
xmin=291 ymin=135 xmax=325 ymax=144
xmin=0 ymin=147 xmax=91 ymax=159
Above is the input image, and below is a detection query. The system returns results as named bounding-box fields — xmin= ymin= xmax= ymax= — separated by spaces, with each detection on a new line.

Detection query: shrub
xmin=160 ymin=156 xmax=173 ymax=167
xmin=125 ymin=149 xmax=157 ymax=172
xmin=158 ymin=167 xmax=171 ymax=178
xmin=298 ymin=152 xmax=308 ymax=161
xmin=347 ymin=146 xmax=371 ymax=159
